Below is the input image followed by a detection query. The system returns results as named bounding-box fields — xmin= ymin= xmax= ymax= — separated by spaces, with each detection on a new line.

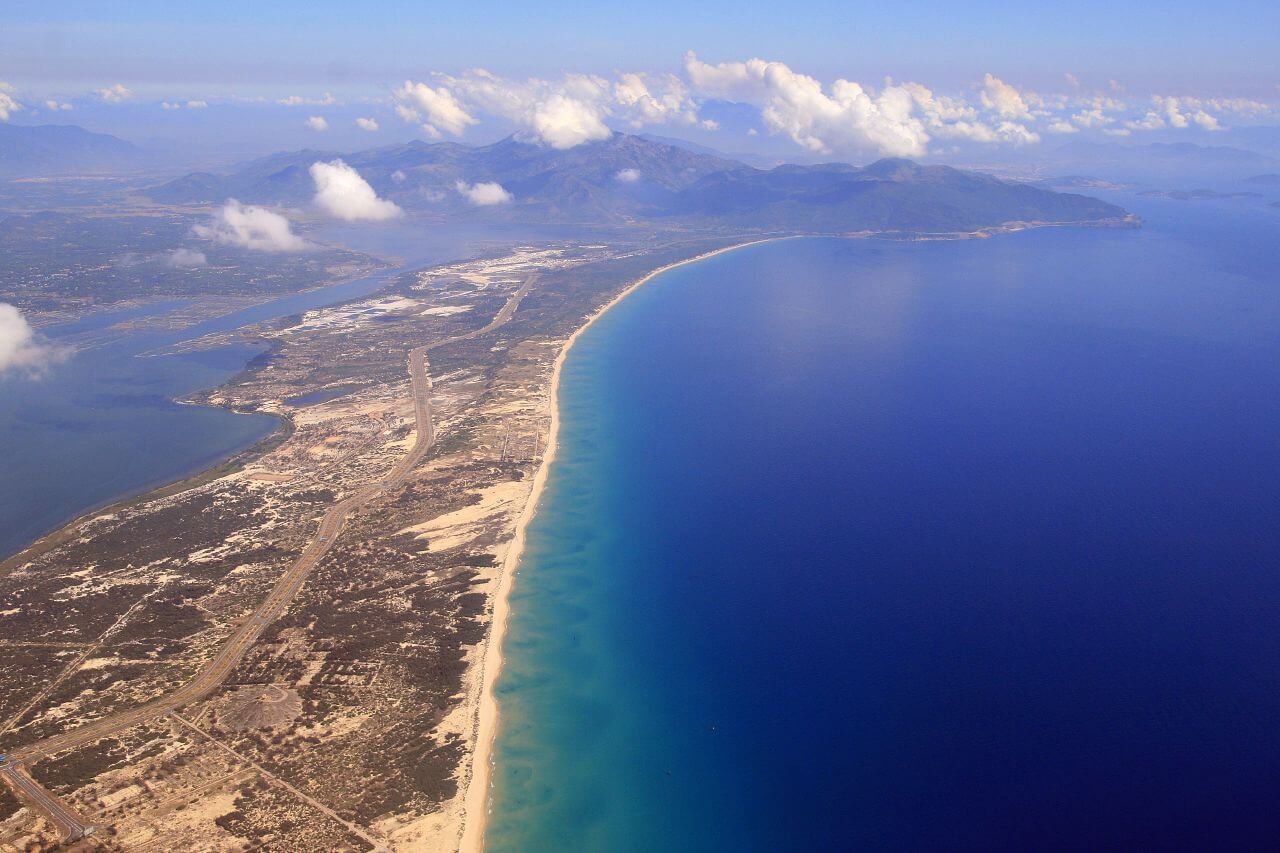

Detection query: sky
xmin=5 ymin=0 xmax=1280 ymax=92
xmin=2 ymin=1 xmax=1280 ymax=162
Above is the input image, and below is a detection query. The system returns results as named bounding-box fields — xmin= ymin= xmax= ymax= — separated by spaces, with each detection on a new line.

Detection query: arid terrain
xmin=0 ymin=234 xmax=735 ymax=851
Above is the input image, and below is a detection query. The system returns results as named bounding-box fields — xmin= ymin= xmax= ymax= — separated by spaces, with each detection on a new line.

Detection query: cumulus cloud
xmin=45 ymin=99 xmax=73 ymax=112
xmin=395 ymin=81 xmax=477 ymax=137
xmin=612 ymin=72 xmax=702 ymax=127
xmin=896 ymin=82 xmax=1032 ymax=145
xmin=992 ymin=120 xmax=1041 ymax=145
xmin=980 ymin=74 xmax=1033 ymax=121
xmin=167 ymin=248 xmax=207 ymax=268
xmin=187 ymin=99 xmax=208 ymax=109
xmin=306 ymin=115 xmax=328 ymax=132
xmin=0 ymin=303 xmax=69 ymax=378
xmin=161 ymin=101 xmax=182 ymax=110
xmin=1190 ymin=97 xmax=1272 ymax=116
xmin=355 ymin=117 xmax=379 ymax=131
xmin=375 ymin=56 xmax=1275 ymax=157
xmin=192 ymin=200 xmax=309 ymax=252
xmin=1125 ymin=96 xmax=1223 ymax=132
xmin=0 ymin=83 xmax=19 ymax=121
xmin=395 ymin=68 xmax=704 ymax=149
xmin=97 ymin=83 xmax=132 ymax=103
xmin=530 ymin=93 xmax=611 ymax=148
xmin=615 ymin=168 xmax=641 ymax=182
xmin=310 ymin=160 xmax=402 ymax=221
xmin=686 ymin=53 xmax=931 ymax=157
xmin=455 ymin=180 xmax=512 ymax=205
xmin=1158 ymin=95 xmax=1221 ymax=130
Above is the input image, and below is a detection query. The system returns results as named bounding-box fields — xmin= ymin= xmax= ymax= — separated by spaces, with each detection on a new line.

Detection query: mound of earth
xmin=215 ymin=686 xmax=303 ymax=731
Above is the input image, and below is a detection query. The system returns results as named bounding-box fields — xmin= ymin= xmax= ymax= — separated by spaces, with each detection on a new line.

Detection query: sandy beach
xmin=457 ymin=237 xmax=783 ymax=852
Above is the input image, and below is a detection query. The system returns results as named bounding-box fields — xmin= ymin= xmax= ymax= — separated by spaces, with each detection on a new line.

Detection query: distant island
xmin=1138 ymin=188 xmax=1263 ymax=201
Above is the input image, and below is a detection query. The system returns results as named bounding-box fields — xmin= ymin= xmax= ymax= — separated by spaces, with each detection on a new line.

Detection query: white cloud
xmin=97 ymin=83 xmax=132 ymax=104
xmin=1126 ymin=110 xmax=1165 ymax=131
xmin=45 ymin=99 xmax=73 ymax=112
xmin=612 ymin=72 xmax=701 ymax=127
xmin=1191 ymin=97 xmax=1272 ymax=116
xmin=162 ymin=101 xmax=182 ymax=110
xmin=192 ymin=200 xmax=309 ymax=252
xmin=684 ymin=54 xmax=770 ymax=101
xmin=310 ymin=160 xmax=402 ymax=221
xmin=1125 ymin=96 xmax=1222 ymax=132
xmin=397 ymin=68 xmax=704 ymax=149
xmin=394 ymin=81 xmax=477 ymax=137
xmin=531 ymin=93 xmax=611 ymax=148
xmin=615 ymin=168 xmax=641 ymax=182
xmin=980 ymin=74 xmax=1033 ymax=121
xmin=278 ymin=92 xmax=337 ymax=106
xmin=306 ymin=115 xmax=329 ymax=132
xmin=370 ymin=57 xmax=1280 ymax=157
xmin=1071 ymin=107 xmax=1115 ymax=128
xmin=187 ymin=100 xmax=208 ymax=109
xmin=685 ymin=53 xmax=931 ymax=157
xmin=0 ymin=303 xmax=69 ymax=378
xmin=993 ymin=120 xmax=1040 ymax=145
xmin=355 ymin=117 xmax=379 ymax=131
xmin=0 ymin=83 xmax=19 ymax=121
xmin=167 ymin=248 xmax=207 ymax=268
xmin=1159 ymin=95 xmax=1221 ymax=130
xmin=455 ymin=180 xmax=512 ymax=205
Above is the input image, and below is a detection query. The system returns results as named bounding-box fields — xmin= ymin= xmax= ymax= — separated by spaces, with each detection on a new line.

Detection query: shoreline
xmin=457 ymin=236 xmax=785 ymax=852
xmin=0 ymin=264 xmax=409 ymax=572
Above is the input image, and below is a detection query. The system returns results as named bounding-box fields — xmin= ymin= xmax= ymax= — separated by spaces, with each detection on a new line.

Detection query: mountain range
xmin=149 ymin=133 xmax=1129 ymax=233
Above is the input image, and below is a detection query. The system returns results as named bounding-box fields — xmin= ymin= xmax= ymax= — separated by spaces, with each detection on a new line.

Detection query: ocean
xmin=487 ymin=194 xmax=1280 ymax=850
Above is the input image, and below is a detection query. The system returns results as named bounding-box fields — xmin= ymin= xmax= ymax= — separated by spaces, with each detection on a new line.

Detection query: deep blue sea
xmin=488 ymin=194 xmax=1280 ymax=850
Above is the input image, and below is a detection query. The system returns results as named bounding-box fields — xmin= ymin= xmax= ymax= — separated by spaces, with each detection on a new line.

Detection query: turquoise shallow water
xmin=488 ymin=195 xmax=1280 ymax=850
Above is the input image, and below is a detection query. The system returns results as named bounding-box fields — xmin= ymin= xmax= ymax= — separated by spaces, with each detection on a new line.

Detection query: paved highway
xmin=0 ymin=762 xmax=90 ymax=841
xmin=1 ymin=275 xmax=536 ymax=842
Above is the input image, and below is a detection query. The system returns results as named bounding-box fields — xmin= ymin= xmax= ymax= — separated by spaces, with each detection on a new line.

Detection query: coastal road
xmin=1 ymin=275 xmax=537 ymax=840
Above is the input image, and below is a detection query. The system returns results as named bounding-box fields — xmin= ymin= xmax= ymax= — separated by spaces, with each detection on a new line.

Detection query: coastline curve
xmin=457 ymin=237 xmax=785 ymax=852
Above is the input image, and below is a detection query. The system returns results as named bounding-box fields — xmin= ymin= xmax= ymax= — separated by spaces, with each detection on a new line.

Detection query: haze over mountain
xmin=150 ymin=133 xmax=1127 ymax=233
xmin=0 ymin=123 xmax=142 ymax=177
xmin=1041 ymin=140 xmax=1279 ymax=183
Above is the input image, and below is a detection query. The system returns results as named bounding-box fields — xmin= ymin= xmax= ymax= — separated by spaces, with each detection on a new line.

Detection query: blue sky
xmin=4 ymin=0 xmax=1279 ymax=94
